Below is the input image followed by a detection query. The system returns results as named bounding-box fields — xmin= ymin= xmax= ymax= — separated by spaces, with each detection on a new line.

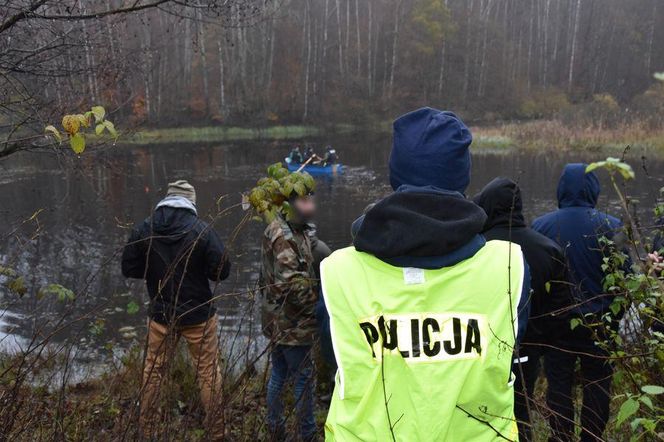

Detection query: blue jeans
xmin=266 ymin=344 xmax=316 ymax=440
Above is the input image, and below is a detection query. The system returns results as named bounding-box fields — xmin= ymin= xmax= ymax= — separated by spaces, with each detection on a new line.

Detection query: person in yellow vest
xmin=320 ymin=107 xmax=531 ymax=441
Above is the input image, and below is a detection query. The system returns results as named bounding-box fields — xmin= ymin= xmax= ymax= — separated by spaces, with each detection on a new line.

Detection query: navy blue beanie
xmin=389 ymin=107 xmax=472 ymax=193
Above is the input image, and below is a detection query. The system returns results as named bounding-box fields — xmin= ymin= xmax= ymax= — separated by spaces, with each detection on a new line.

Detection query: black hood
xmin=473 ymin=177 xmax=526 ymax=232
xmin=150 ymin=206 xmax=198 ymax=243
xmin=353 ymin=188 xmax=487 ymax=260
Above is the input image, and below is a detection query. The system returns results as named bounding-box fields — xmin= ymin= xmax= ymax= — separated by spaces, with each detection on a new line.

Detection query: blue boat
xmin=284 ymin=157 xmax=344 ymax=175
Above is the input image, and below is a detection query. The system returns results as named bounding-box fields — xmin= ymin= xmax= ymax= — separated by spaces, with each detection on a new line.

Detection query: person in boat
xmin=288 ymin=147 xmax=303 ymax=164
xmin=303 ymin=146 xmax=314 ymax=162
xmin=322 ymin=146 xmax=338 ymax=166
xmin=303 ymin=146 xmax=322 ymax=164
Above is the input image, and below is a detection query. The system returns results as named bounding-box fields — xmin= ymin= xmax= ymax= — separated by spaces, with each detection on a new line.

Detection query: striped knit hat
xmin=167 ymin=180 xmax=196 ymax=205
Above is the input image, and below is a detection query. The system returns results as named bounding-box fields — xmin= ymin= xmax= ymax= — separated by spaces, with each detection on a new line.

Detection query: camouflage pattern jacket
xmin=260 ymin=215 xmax=318 ymax=346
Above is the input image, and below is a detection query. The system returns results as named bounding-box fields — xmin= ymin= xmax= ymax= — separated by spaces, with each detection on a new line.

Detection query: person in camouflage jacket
xmin=261 ymin=193 xmax=319 ymax=441
xmin=260 ymin=216 xmax=317 ymax=345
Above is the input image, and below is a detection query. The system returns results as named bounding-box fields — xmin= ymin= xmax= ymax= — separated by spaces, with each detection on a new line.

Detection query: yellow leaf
xmin=95 ymin=123 xmax=104 ymax=135
xmin=62 ymin=115 xmax=80 ymax=135
xmin=91 ymin=106 xmax=106 ymax=122
xmin=44 ymin=125 xmax=62 ymax=143
xmin=70 ymin=133 xmax=85 ymax=154
xmin=103 ymin=120 xmax=117 ymax=138
xmin=75 ymin=114 xmax=90 ymax=128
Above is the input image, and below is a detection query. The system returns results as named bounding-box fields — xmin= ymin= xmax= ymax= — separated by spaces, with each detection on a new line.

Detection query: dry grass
xmin=472 ymin=120 xmax=664 ymax=151
xmin=0 ymin=341 xmax=332 ymax=441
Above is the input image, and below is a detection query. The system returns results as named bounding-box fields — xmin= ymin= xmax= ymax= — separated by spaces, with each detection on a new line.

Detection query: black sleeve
xmin=315 ymin=289 xmax=337 ymax=369
xmin=121 ymin=225 xmax=147 ymax=279
xmin=545 ymin=247 xmax=575 ymax=334
xmin=205 ymin=228 xmax=231 ymax=282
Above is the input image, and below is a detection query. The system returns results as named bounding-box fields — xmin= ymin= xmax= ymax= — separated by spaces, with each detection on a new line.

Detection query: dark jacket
xmin=474 ymin=177 xmax=573 ymax=343
xmin=352 ymin=185 xmax=531 ymax=340
xmin=121 ymin=205 xmax=231 ymax=325
xmin=532 ymin=163 xmax=622 ymax=315
xmin=309 ymin=232 xmax=336 ymax=368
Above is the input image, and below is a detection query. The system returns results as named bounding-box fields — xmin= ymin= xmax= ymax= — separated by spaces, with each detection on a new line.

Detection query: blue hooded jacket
xmin=532 ymin=163 xmax=622 ymax=315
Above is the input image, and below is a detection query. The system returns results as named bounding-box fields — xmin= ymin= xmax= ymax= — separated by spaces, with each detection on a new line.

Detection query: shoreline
xmin=116 ymin=120 xmax=664 ymax=152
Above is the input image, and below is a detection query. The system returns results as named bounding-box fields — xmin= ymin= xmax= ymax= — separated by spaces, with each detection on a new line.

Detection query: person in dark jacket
xmin=121 ymin=180 xmax=231 ymax=440
xmin=532 ymin=164 xmax=622 ymax=442
xmin=474 ymin=177 xmax=572 ymax=441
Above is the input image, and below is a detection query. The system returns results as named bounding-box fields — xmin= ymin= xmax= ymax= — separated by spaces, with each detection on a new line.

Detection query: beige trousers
xmin=140 ymin=316 xmax=224 ymax=440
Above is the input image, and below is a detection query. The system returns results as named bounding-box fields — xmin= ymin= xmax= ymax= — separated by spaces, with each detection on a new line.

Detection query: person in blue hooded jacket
xmin=532 ymin=163 xmax=622 ymax=442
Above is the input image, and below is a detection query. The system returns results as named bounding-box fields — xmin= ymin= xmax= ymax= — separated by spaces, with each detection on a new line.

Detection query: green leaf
xmin=301 ymin=172 xmax=315 ymax=191
xmin=641 ymin=385 xmax=664 ymax=395
xmin=570 ymin=318 xmax=582 ymax=330
xmin=585 ymin=162 xmax=604 ymax=174
xmin=126 ymin=301 xmax=140 ymax=315
xmin=38 ymin=283 xmax=75 ymax=302
xmin=7 ymin=277 xmax=26 ymax=297
xmin=89 ymin=319 xmax=105 ymax=336
xmin=267 ymin=162 xmax=284 ymax=178
xmin=70 ymin=133 xmax=85 ymax=154
xmin=615 ymin=162 xmax=635 ymax=180
xmin=639 ymin=395 xmax=654 ymax=410
xmin=609 ymin=301 xmax=621 ymax=316
xmin=654 ymin=72 xmax=664 ymax=82
xmin=586 ymin=158 xmax=634 ymax=180
xmin=282 ymin=180 xmax=294 ymax=196
xmin=91 ymin=105 xmax=106 ymax=122
xmin=75 ymin=113 xmax=91 ymax=128
xmin=616 ymin=398 xmax=639 ymax=427
xmin=0 ymin=266 xmax=17 ymax=278
xmin=95 ymin=123 xmax=105 ymax=135
xmin=103 ymin=120 xmax=117 ymax=138
xmin=293 ymin=181 xmax=306 ymax=196
xmin=44 ymin=125 xmax=62 ymax=143
xmin=544 ymin=281 xmax=551 ymax=294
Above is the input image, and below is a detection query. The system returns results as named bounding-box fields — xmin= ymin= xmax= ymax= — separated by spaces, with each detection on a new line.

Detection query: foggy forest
xmin=1 ymin=1 xmax=664 ymax=441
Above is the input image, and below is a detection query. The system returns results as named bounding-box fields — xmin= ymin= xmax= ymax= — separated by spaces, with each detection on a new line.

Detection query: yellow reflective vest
xmin=320 ymin=240 xmax=525 ymax=441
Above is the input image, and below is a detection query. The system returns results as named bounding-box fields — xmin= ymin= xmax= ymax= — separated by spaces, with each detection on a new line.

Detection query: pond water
xmin=0 ymin=132 xmax=662 ymax=375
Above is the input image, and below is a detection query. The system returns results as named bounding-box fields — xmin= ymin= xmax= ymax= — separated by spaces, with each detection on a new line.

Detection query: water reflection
xmin=0 ymin=135 xmax=662 ymax=367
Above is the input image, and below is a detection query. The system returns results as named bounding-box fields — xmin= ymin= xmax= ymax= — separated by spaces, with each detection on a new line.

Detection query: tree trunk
xmin=645 ymin=0 xmax=657 ymax=74
xmin=388 ymin=0 xmax=401 ymax=99
xmin=437 ymin=0 xmax=450 ymax=97
xmin=355 ymin=0 xmax=361 ymax=76
xmin=568 ymin=0 xmax=582 ymax=91
xmin=335 ymin=0 xmax=344 ymax=75
xmin=367 ymin=0 xmax=373 ymax=95
xmin=217 ymin=40 xmax=226 ymax=116
xmin=303 ymin=0 xmax=312 ymax=120
xmin=462 ymin=0 xmax=475 ymax=104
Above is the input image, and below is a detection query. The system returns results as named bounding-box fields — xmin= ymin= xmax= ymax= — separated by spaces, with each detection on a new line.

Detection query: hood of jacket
xmin=150 ymin=205 xmax=198 ymax=243
xmin=473 ymin=177 xmax=526 ymax=231
xmin=353 ymin=185 xmax=487 ymax=264
xmin=557 ymin=163 xmax=600 ymax=209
